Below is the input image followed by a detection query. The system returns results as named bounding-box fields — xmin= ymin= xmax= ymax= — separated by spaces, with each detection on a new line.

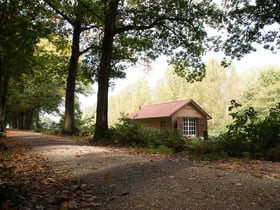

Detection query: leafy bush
xmin=109 ymin=116 xmax=148 ymax=146
xmin=183 ymin=137 xmax=228 ymax=160
xmin=185 ymin=138 xmax=204 ymax=148
xmin=79 ymin=115 xmax=95 ymax=136
xmin=109 ymin=115 xmax=186 ymax=152
xmin=216 ymin=101 xmax=280 ymax=160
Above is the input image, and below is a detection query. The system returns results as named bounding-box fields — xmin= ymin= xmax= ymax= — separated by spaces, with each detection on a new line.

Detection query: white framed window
xmin=183 ymin=118 xmax=196 ymax=136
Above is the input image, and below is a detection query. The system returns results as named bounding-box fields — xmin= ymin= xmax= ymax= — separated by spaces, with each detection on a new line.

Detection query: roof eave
xmin=189 ymin=99 xmax=212 ymax=120
xmin=132 ymin=115 xmax=171 ymax=120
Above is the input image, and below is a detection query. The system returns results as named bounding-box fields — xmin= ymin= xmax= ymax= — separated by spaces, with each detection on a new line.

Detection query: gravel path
xmin=6 ymin=130 xmax=280 ymax=210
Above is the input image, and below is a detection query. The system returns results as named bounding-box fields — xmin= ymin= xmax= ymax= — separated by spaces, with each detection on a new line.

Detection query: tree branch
xmin=77 ymin=0 xmax=104 ymax=23
xmin=80 ymin=45 xmax=92 ymax=55
xmin=115 ymin=19 xmax=161 ymax=34
xmin=160 ymin=23 xmax=186 ymax=44
xmin=115 ymin=16 xmax=194 ymax=34
xmin=82 ymin=24 xmax=99 ymax=31
xmin=43 ymin=0 xmax=75 ymax=26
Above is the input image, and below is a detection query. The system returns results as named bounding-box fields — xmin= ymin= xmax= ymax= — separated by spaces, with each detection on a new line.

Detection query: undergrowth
xmin=35 ymin=101 xmax=280 ymax=161
xmin=106 ymin=102 xmax=280 ymax=161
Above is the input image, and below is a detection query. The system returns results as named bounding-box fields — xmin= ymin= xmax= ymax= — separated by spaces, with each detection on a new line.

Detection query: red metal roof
xmin=129 ymin=99 xmax=211 ymax=120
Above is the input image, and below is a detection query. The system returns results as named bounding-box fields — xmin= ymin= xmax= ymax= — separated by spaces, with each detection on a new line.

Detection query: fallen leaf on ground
xmin=104 ymin=171 xmax=113 ymax=180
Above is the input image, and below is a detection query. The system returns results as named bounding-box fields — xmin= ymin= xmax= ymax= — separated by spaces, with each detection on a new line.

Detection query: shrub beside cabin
xmin=129 ymin=99 xmax=211 ymax=139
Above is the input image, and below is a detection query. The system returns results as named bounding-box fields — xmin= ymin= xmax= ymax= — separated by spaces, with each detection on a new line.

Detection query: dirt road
xmin=3 ymin=130 xmax=280 ymax=210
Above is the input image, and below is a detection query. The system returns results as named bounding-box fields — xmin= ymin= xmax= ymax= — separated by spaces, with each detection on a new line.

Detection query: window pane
xmin=183 ymin=118 xmax=196 ymax=136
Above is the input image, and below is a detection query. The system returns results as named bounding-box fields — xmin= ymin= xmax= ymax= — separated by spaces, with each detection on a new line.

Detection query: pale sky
xmin=79 ymin=47 xmax=280 ymax=110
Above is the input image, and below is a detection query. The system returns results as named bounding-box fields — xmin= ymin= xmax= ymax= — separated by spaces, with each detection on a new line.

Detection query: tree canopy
xmin=5 ymin=37 xmax=69 ymax=129
xmin=242 ymin=66 xmax=280 ymax=116
xmin=0 ymin=0 xmax=53 ymax=131
xmin=223 ymin=0 xmax=280 ymax=59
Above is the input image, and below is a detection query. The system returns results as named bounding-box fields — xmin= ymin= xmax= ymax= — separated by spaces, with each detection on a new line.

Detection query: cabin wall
xmin=171 ymin=104 xmax=205 ymax=128
xmin=134 ymin=117 xmax=171 ymax=130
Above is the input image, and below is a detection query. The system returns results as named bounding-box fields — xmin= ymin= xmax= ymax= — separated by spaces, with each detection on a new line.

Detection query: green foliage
xmin=147 ymin=129 xmax=184 ymax=150
xmin=109 ymin=115 xmax=148 ymax=146
xmin=183 ymin=137 xmax=228 ymax=160
xmin=223 ymin=0 xmax=280 ymax=59
xmin=175 ymin=101 xmax=280 ymax=161
xmin=216 ymin=101 xmax=280 ymax=160
xmin=208 ymin=125 xmax=228 ymax=137
xmin=5 ymin=38 xmax=67 ymax=129
xmin=79 ymin=115 xmax=95 ymax=136
xmin=0 ymin=0 xmax=55 ymax=131
xmin=149 ymin=145 xmax=175 ymax=154
xmin=108 ymin=79 xmax=152 ymax=125
xmin=242 ymin=67 xmax=280 ymax=117
xmin=37 ymin=116 xmax=59 ymax=131
xmin=185 ymin=138 xmax=205 ymax=148
xmin=109 ymin=115 xmax=185 ymax=153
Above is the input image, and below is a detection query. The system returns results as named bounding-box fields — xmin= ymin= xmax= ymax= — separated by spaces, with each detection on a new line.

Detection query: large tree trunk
xmin=0 ymin=53 xmax=8 ymax=132
xmin=93 ymin=0 xmax=119 ymax=141
xmin=63 ymin=23 xmax=81 ymax=135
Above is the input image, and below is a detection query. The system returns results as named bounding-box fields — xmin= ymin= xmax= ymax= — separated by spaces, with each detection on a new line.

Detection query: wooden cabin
xmin=128 ymin=99 xmax=212 ymax=139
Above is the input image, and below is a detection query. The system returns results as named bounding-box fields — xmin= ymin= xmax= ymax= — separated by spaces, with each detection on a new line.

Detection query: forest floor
xmin=1 ymin=130 xmax=280 ymax=210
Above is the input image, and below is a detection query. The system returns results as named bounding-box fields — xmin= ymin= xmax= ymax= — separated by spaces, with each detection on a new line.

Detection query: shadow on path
xmin=4 ymin=129 xmax=280 ymax=210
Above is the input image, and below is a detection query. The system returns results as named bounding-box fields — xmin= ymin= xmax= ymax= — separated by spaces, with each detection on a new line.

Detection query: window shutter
xmin=177 ymin=117 xmax=183 ymax=131
xmin=197 ymin=118 xmax=207 ymax=138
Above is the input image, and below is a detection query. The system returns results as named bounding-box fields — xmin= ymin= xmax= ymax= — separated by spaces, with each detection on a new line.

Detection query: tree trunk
xmin=0 ymin=53 xmax=8 ymax=132
xmin=24 ymin=109 xmax=35 ymax=130
xmin=63 ymin=23 xmax=81 ymax=135
xmin=11 ymin=119 xmax=17 ymax=129
xmin=34 ymin=108 xmax=41 ymax=130
xmin=0 ymin=53 xmax=4 ymax=132
xmin=18 ymin=112 xmax=24 ymax=130
xmin=93 ymin=0 xmax=119 ymax=141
